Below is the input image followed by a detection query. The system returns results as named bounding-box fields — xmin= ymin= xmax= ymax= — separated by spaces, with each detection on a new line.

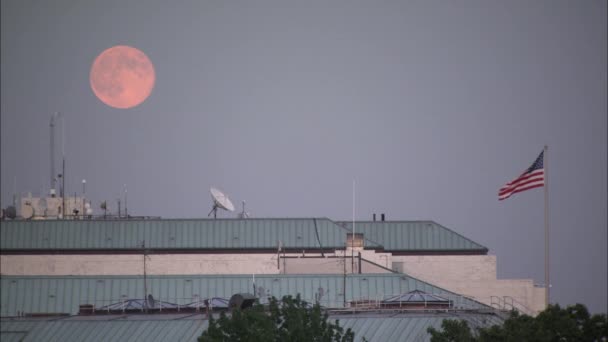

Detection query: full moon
xmin=90 ymin=45 xmax=155 ymax=109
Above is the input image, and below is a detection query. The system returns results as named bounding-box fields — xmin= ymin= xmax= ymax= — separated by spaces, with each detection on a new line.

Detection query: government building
xmin=0 ymin=217 xmax=545 ymax=341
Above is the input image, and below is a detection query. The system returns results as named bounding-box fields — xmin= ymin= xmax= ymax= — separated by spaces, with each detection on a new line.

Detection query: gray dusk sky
xmin=1 ymin=1 xmax=606 ymax=313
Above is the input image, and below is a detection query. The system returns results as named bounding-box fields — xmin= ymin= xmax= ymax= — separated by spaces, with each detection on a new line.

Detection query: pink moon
xmin=90 ymin=45 xmax=155 ymax=109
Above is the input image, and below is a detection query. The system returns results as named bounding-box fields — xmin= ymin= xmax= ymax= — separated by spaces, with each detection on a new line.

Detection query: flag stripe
xmin=499 ymin=173 xmax=544 ymax=195
xmin=498 ymin=150 xmax=545 ymax=200
xmin=499 ymin=182 xmax=544 ymax=200
xmin=503 ymin=169 xmax=544 ymax=187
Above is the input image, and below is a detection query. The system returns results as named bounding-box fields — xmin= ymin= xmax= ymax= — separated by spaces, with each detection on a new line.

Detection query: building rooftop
xmin=0 ymin=218 xmax=487 ymax=254
xmin=338 ymin=221 xmax=488 ymax=254
xmin=0 ymin=311 xmax=504 ymax=342
xmin=0 ymin=273 xmax=490 ymax=318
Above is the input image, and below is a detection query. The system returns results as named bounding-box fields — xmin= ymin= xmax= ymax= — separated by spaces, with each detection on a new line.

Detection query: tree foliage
xmin=428 ymin=303 xmax=608 ymax=342
xmin=199 ymin=295 xmax=355 ymax=342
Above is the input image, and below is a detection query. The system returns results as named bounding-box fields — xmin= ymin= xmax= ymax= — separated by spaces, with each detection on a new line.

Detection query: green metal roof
xmin=0 ymin=274 xmax=489 ymax=317
xmin=1 ymin=316 xmax=206 ymax=342
xmin=0 ymin=320 xmax=40 ymax=342
xmin=1 ymin=218 xmax=377 ymax=251
xmin=0 ymin=312 xmax=503 ymax=342
xmin=0 ymin=218 xmax=487 ymax=253
xmin=338 ymin=221 xmax=488 ymax=253
xmin=334 ymin=312 xmax=504 ymax=341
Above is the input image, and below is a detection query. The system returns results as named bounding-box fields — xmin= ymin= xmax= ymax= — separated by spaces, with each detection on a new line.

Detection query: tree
xmin=199 ymin=295 xmax=355 ymax=342
xmin=427 ymin=319 xmax=476 ymax=342
xmin=428 ymin=303 xmax=608 ymax=342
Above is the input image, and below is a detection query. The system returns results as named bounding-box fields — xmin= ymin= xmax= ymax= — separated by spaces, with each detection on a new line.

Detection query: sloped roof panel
xmin=338 ymin=221 xmax=487 ymax=252
xmin=335 ymin=313 xmax=504 ymax=342
xmin=0 ymin=218 xmax=360 ymax=251
xmin=1 ymin=218 xmax=485 ymax=252
xmin=1 ymin=312 xmax=503 ymax=342
xmin=0 ymin=273 xmax=488 ymax=317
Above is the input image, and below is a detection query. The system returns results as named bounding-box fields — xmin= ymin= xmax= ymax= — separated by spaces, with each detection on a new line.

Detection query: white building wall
xmin=1 ymin=254 xmax=280 ymax=276
xmin=0 ymin=251 xmax=545 ymax=314
xmin=391 ymin=255 xmax=545 ymax=315
xmin=391 ymin=255 xmax=498 ymax=282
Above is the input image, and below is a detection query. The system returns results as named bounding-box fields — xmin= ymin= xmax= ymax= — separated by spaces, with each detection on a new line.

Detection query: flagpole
xmin=352 ymin=179 xmax=355 ymax=274
xmin=544 ymin=145 xmax=550 ymax=307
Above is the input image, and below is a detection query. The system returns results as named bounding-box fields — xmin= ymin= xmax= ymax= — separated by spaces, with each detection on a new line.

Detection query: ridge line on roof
xmin=430 ymin=221 xmax=487 ymax=250
xmin=336 ymin=220 xmax=489 ymax=251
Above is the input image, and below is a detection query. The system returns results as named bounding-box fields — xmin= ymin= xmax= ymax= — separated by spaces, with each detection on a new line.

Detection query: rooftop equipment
xmin=228 ymin=293 xmax=256 ymax=310
xmin=238 ymin=200 xmax=250 ymax=218
xmin=21 ymin=202 xmax=34 ymax=219
xmin=4 ymin=206 xmax=17 ymax=219
xmin=208 ymin=187 xmax=235 ymax=219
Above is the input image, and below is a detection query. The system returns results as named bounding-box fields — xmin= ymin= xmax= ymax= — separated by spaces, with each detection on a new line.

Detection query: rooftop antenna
xmin=238 ymin=200 xmax=250 ymax=218
xmin=39 ymin=196 xmax=47 ymax=217
xmin=12 ymin=176 xmax=17 ymax=208
xmin=56 ymin=112 xmax=66 ymax=217
xmin=49 ymin=113 xmax=58 ymax=197
xmin=81 ymin=179 xmax=86 ymax=219
xmin=124 ymin=184 xmax=128 ymax=218
xmin=208 ymin=187 xmax=235 ymax=219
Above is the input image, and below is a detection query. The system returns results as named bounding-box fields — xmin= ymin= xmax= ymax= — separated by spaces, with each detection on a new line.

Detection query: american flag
xmin=499 ymin=150 xmax=545 ymax=200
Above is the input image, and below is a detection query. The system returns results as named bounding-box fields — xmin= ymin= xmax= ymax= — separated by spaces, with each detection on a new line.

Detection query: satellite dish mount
xmin=208 ymin=203 xmax=220 ymax=219
xmin=208 ymin=187 xmax=235 ymax=219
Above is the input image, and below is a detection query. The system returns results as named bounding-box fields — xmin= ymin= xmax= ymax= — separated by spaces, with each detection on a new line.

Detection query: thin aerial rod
xmin=50 ymin=112 xmax=63 ymax=196
xmin=50 ymin=114 xmax=56 ymax=193
xmin=124 ymin=184 xmax=128 ymax=218
xmin=62 ymin=112 xmax=66 ymax=216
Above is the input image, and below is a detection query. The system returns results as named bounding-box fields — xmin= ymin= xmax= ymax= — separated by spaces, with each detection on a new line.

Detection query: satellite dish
xmin=208 ymin=187 xmax=235 ymax=219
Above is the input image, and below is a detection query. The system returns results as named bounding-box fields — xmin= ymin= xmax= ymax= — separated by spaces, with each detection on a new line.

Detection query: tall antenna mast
xmin=53 ymin=112 xmax=66 ymax=217
xmin=62 ymin=158 xmax=66 ymax=217
xmin=50 ymin=113 xmax=56 ymax=195
xmin=12 ymin=176 xmax=17 ymax=207
xmin=50 ymin=112 xmax=63 ymax=198
xmin=124 ymin=184 xmax=128 ymax=218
